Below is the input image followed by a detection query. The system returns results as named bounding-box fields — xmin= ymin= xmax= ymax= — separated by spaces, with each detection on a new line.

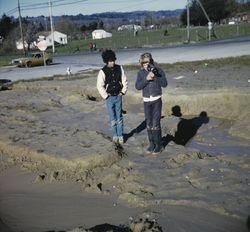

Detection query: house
xmin=92 ymin=29 xmax=112 ymax=39
xmin=117 ymin=24 xmax=142 ymax=32
xmin=242 ymin=14 xmax=250 ymax=23
xmin=37 ymin=31 xmax=68 ymax=47
xmin=228 ymin=12 xmax=250 ymax=24
xmin=15 ymin=31 xmax=67 ymax=50
xmin=46 ymin=31 xmax=67 ymax=46
xmin=16 ymin=39 xmax=28 ymax=50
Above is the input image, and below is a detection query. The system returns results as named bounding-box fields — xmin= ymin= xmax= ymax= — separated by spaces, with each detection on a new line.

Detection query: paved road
xmin=1 ymin=35 xmax=250 ymax=82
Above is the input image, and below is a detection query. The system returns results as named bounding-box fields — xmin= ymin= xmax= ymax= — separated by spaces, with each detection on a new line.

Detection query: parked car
xmin=11 ymin=52 xmax=52 ymax=67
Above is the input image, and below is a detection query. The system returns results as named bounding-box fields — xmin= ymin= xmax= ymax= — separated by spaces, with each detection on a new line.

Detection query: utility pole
xmin=196 ymin=0 xmax=212 ymax=40
xmin=49 ymin=0 xmax=55 ymax=53
xmin=186 ymin=0 xmax=212 ymax=41
xmin=18 ymin=0 xmax=26 ymax=55
xmin=186 ymin=0 xmax=190 ymax=43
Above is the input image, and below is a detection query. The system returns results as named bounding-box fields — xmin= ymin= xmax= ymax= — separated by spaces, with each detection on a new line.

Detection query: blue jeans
xmin=144 ymin=98 xmax=162 ymax=130
xmin=106 ymin=95 xmax=123 ymax=137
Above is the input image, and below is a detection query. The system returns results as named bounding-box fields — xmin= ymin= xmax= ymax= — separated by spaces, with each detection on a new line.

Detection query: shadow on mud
xmin=163 ymin=109 xmax=209 ymax=147
xmin=124 ymin=105 xmax=209 ymax=148
xmin=124 ymin=120 xmax=146 ymax=143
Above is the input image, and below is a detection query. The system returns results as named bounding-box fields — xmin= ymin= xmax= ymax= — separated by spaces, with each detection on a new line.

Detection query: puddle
xmin=187 ymin=117 xmax=250 ymax=155
xmin=189 ymin=140 xmax=250 ymax=155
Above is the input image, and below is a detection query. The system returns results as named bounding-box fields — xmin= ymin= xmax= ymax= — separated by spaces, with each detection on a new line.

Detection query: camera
xmin=147 ymin=64 xmax=161 ymax=77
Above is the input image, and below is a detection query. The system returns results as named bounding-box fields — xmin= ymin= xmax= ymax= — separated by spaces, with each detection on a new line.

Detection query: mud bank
xmin=0 ymin=65 xmax=249 ymax=232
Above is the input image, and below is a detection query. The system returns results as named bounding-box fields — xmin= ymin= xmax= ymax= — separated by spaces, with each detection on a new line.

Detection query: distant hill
xmin=28 ymin=9 xmax=183 ymax=24
xmin=72 ymin=9 xmax=183 ymax=20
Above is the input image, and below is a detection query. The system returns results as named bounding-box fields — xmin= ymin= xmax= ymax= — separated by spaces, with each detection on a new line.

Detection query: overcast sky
xmin=0 ymin=0 xmax=187 ymax=17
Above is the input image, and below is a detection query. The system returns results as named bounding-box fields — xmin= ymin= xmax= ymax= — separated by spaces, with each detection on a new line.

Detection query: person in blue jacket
xmin=135 ymin=52 xmax=167 ymax=154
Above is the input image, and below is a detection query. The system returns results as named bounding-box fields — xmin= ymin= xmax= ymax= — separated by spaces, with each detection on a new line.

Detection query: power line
xmin=3 ymin=0 xmax=88 ymax=16
xmin=20 ymin=0 xmax=88 ymax=11
xmin=21 ymin=2 xmax=48 ymax=8
xmin=5 ymin=7 xmax=18 ymax=16
xmin=3 ymin=0 xmax=157 ymax=17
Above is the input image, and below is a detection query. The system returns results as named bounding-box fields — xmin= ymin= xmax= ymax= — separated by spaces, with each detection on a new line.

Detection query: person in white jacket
xmin=97 ymin=49 xmax=128 ymax=144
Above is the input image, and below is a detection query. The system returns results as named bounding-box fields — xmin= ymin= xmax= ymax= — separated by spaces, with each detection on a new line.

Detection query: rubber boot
xmin=146 ymin=129 xmax=155 ymax=154
xmin=152 ymin=129 xmax=162 ymax=155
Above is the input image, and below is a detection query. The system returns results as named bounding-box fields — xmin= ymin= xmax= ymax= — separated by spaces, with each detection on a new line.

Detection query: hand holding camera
xmin=146 ymin=71 xmax=155 ymax=81
xmin=147 ymin=64 xmax=161 ymax=77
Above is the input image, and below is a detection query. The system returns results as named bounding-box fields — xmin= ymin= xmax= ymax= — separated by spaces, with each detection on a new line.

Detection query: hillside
xmin=28 ymin=9 xmax=183 ymax=24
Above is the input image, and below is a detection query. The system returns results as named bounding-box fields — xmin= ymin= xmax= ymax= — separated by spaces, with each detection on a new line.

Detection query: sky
xmin=0 ymin=0 xmax=187 ymax=17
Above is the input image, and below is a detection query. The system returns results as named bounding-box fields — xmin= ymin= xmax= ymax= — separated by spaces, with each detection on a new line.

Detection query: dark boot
xmin=152 ymin=129 xmax=162 ymax=155
xmin=146 ymin=129 xmax=155 ymax=153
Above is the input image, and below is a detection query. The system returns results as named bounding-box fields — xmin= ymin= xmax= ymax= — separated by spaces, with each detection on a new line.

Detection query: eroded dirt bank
xmin=0 ymin=65 xmax=249 ymax=232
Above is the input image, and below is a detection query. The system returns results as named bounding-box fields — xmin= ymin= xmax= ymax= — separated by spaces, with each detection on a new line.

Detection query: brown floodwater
xmin=187 ymin=117 xmax=250 ymax=155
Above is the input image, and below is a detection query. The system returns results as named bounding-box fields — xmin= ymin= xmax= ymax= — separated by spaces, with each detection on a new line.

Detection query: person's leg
xmin=144 ymin=101 xmax=155 ymax=152
xmin=114 ymin=96 xmax=124 ymax=143
xmin=144 ymin=101 xmax=153 ymax=129
xmin=146 ymin=128 xmax=155 ymax=153
xmin=152 ymin=98 xmax=162 ymax=129
xmin=151 ymin=98 xmax=163 ymax=154
xmin=106 ymin=96 xmax=118 ymax=141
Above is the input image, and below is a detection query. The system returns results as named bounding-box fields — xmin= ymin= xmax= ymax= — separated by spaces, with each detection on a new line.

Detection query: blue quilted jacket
xmin=135 ymin=66 xmax=167 ymax=97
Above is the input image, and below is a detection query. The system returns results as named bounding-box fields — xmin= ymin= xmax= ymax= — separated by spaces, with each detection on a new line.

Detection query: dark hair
xmin=102 ymin=49 xmax=116 ymax=63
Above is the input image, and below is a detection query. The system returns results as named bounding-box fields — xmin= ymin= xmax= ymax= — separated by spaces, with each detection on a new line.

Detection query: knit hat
xmin=139 ymin=52 xmax=153 ymax=64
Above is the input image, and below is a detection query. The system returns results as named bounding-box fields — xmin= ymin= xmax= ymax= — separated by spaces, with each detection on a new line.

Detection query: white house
xmin=16 ymin=39 xmax=28 ymax=50
xmin=38 ymin=31 xmax=68 ymax=47
xmin=46 ymin=31 xmax=67 ymax=46
xmin=15 ymin=31 xmax=68 ymax=50
xmin=92 ymin=29 xmax=112 ymax=39
xmin=118 ymin=24 xmax=142 ymax=32
xmin=36 ymin=31 xmax=67 ymax=47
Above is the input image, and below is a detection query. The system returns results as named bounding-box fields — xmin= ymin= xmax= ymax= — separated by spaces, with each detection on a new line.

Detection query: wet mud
xmin=0 ymin=65 xmax=249 ymax=232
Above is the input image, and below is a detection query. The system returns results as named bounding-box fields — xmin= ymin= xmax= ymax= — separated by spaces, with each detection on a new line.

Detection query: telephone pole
xmin=196 ymin=0 xmax=212 ymax=41
xmin=18 ymin=0 xmax=26 ymax=55
xmin=186 ymin=0 xmax=213 ymax=42
xmin=49 ymin=0 xmax=55 ymax=53
xmin=186 ymin=0 xmax=190 ymax=43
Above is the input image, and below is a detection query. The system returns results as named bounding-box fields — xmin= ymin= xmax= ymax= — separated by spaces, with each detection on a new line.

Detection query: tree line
xmin=0 ymin=15 xmax=105 ymax=53
xmin=180 ymin=0 xmax=250 ymax=26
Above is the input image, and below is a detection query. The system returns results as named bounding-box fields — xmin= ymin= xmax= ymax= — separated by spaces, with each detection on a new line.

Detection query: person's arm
xmin=97 ymin=70 xmax=109 ymax=99
xmin=120 ymin=66 xmax=128 ymax=95
xmin=135 ymin=71 xmax=149 ymax=90
xmin=156 ymin=68 xmax=168 ymax=88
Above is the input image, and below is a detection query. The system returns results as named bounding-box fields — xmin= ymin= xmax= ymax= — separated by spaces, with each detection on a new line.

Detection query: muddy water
xmin=0 ymin=75 xmax=249 ymax=230
xmin=188 ymin=117 xmax=250 ymax=155
xmin=125 ymin=100 xmax=250 ymax=156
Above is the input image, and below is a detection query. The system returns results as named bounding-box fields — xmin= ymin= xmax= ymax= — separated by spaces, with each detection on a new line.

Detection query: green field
xmin=0 ymin=23 xmax=250 ymax=66
xmin=54 ymin=23 xmax=250 ymax=53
